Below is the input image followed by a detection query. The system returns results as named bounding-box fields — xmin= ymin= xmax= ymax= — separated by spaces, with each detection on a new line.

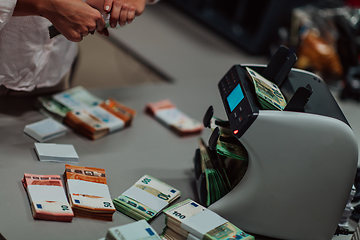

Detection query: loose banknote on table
xmin=99 ymin=219 xmax=161 ymax=240
xmin=22 ymin=173 xmax=74 ymax=222
xmin=64 ymin=164 xmax=115 ymax=221
xmin=145 ymin=99 xmax=203 ymax=136
xmin=246 ymin=67 xmax=287 ymax=110
xmin=162 ymin=199 xmax=254 ymax=240
xmin=113 ymin=175 xmax=181 ymax=221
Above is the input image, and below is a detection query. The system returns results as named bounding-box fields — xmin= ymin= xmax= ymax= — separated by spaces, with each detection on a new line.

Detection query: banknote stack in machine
xmin=22 ymin=173 xmax=74 ymax=222
xmin=195 ymin=117 xmax=249 ymax=207
xmin=113 ymin=175 xmax=180 ymax=221
xmin=162 ymin=199 xmax=254 ymax=240
xmin=100 ymin=220 xmax=161 ymax=240
xmin=145 ymin=99 xmax=203 ymax=136
xmin=64 ymin=164 xmax=115 ymax=221
xmin=36 ymin=86 xmax=136 ymax=140
xmin=246 ymin=67 xmax=287 ymax=111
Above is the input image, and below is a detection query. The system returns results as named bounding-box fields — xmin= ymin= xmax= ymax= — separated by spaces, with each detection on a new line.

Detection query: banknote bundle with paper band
xmin=145 ymin=99 xmax=203 ymax=136
xmin=162 ymin=199 xmax=254 ymax=240
xmin=36 ymin=86 xmax=136 ymax=140
xmin=113 ymin=175 xmax=181 ymax=221
xmin=64 ymin=98 xmax=136 ymax=140
xmin=22 ymin=173 xmax=74 ymax=222
xmin=99 ymin=220 xmax=161 ymax=240
xmin=246 ymin=67 xmax=287 ymax=111
xmin=63 ymin=164 xmax=115 ymax=221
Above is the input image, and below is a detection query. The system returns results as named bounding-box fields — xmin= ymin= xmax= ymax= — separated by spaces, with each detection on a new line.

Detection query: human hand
xmin=102 ymin=0 xmax=147 ymax=28
xmin=40 ymin=0 xmax=106 ymax=42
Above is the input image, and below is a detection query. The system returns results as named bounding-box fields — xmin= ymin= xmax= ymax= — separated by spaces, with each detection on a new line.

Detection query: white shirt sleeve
xmin=0 ymin=0 xmax=17 ymax=30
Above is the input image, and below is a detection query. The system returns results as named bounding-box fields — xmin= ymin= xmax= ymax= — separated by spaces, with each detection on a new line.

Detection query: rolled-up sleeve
xmin=0 ymin=0 xmax=17 ymax=30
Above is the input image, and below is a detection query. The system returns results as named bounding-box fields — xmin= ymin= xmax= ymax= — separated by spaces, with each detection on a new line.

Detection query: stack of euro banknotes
xmin=64 ymin=164 xmax=116 ymax=221
xmin=113 ymin=175 xmax=181 ymax=221
xmin=36 ymin=86 xmax=136 ymax=140
xmin=22 ymin=164 xmax=116 ymax=222
xmin=161 ymin=199 xmax=254 ymax=240
xmin=195 ymin=118 xmax=248 ymax=207
xmin=145 ymin=99 xmax=203 ymax=136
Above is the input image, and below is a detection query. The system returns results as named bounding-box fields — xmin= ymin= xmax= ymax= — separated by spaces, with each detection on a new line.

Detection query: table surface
xmin=0 ymin=78 xmax=231 ymax=240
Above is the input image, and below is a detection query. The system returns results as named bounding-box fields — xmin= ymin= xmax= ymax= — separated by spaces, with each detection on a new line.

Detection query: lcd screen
xmin=227 ymin=84 xmax=244 ymax=112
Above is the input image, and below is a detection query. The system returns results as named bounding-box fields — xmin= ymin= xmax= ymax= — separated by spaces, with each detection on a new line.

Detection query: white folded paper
xmin=34 ymin=143 xmax=79 ymax=163
xmin=24 ymin=118 xmax=67 ymax=142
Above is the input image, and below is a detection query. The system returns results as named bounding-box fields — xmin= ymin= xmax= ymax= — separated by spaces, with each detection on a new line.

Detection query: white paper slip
xmin=35 ymin=143 xmax=79 ymax=163
xmin=24 ymin=118 xmax=67 ymax=142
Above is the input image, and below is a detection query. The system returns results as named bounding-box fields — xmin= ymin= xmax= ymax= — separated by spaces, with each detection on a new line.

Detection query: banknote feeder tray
xmin=194 ymin=47 xmax=358 ymax=240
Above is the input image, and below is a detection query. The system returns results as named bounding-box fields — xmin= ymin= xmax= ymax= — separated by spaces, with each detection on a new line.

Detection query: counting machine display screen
xmin=227 ymin=84 xmax=244 ymax=112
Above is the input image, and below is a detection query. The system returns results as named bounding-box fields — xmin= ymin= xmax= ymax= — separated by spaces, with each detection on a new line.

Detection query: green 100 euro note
xmin=113 ymin=175 xmax=181 ymax=221
xmin=246 ymin=67 xmax=287 ymax=110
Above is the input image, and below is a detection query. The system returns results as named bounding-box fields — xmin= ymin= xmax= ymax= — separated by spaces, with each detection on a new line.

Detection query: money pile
xmin=145 ymin=99 xmax=203 ymax=136
xmin=36 ymin=86 xmax=136 ymax=140
xmin=64 ymin=164 xmax=115 ymax=221
xmin=197 ymin=138 xmax=230 ymax=207
xmin=113 ymin=175 xmax=181 ymax=221
xmin=195 ymin=118 xmax=248 ymax=206
xmin=22 ymin=173 xmax=74 ymax=222
xmin=100 ymin=220 xmax=161 ymax=240
xmin=246 ymin=67 xmax=287 ymax=110
xmin=36 ymin=86 xmax=102 ymax=121
xmin=162 ymin=199 xmax=254 ymax=240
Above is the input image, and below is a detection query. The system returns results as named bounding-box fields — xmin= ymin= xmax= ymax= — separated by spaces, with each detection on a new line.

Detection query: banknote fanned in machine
xmin=161 ymin=199 xmax=254 ymax=240
xmin=113 ymin=175 xmax=181 ymax=221
xmin=194 ymin=117 xmax=248 ymax=207
xmin=246 ymin=67 xmax=287 ymax=111
xmin=63 ymin=164 xmax=115 ymax=221
xmin=22 ymin=173 xmax=74 ymax=222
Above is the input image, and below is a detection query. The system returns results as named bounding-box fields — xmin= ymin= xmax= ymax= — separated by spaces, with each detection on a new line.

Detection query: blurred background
xmin=73 ymin=0 xmax=360 ymax=103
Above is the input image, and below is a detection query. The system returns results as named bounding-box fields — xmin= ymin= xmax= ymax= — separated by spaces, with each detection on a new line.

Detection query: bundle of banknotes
xmin=64 ymin=164 xmax=116 ymax=221
xmin=113 ymin=175 xmax=181 ymax=221
xmin=22 ymin=173 xmax=74 ymax=222
xmin=246 ymin=67 xmax=287 ymax=111
xmin=145 ymin=99 xmax=203 ymax=136
xmin=99 ymin=220 xmax=161 ymax=240
xmin=36 ymin=86 xmax=136 ymax=140
xmin=162 ymin=199 xmax=254 ymax=240
xmin=195 ymin=118 xmax=248 ymax=207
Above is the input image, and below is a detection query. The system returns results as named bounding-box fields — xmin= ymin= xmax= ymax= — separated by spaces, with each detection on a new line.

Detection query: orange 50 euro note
xmin=63 ymin=164 xmax=115 ymax=221
xmin=22 ymin=173 xmax=74 ymax=222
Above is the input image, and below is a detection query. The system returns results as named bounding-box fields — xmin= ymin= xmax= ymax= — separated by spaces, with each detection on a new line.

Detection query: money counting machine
xmin=195 ymin=47 xmax=359 ymax=240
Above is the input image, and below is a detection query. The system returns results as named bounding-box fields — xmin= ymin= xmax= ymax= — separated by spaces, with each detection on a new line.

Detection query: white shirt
xmin=0 ymin=0 xmax=78 ymax=92
xmin=0 ymin=0 xmax=158 ymax=92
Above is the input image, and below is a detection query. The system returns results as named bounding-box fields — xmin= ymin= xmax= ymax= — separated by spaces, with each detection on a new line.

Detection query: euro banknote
xmin=22 ymin=173 xmax=73 ymax=222
xmin=113 ymin=175 xmax=180 ymax=221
